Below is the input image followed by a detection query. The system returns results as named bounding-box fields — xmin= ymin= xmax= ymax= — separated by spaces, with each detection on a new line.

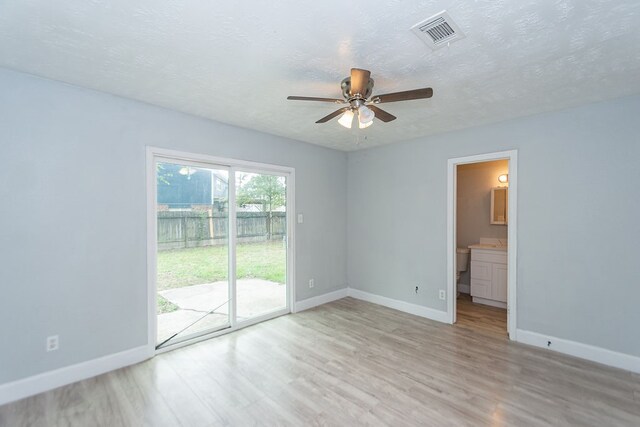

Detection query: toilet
xmin=456 ymin=248 xmax=470 ymax=296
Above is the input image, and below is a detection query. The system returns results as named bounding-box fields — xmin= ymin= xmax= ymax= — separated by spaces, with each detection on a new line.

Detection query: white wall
xmin=348 ymin=94 xmax=640 ymax=358
xmin=456 ymin=160 xmax=508 ymax=287
xmin=0 ymin=68 xmax=348 ymax=384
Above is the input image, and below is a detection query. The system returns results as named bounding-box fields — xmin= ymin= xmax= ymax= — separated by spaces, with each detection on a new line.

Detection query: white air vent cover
xmin=411 ymin=10 xmax=465 ymax=50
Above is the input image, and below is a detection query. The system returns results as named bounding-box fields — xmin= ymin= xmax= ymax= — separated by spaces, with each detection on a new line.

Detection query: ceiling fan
xmin=287 ymin=68 xmax=433 ymax=129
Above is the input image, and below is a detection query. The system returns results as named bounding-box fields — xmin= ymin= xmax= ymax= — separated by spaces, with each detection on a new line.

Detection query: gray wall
xmin=348 ymin=94 xmax=640 ymax=357
xmin=457 ymin=160 xmax=509 ymax=287
xmin=0 ymin=68 xmax=348 ymax=384
xmin=2 ymin=64 xmax=639 ymax=387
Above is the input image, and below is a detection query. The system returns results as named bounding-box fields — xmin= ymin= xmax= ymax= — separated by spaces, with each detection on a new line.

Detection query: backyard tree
xmin=237 ymin=174 xmax=285 ymax=212
xmin=156 ymin=163 xmax=172 ymax=185
xmin=237 ymin=174 xmax=285 ymax=239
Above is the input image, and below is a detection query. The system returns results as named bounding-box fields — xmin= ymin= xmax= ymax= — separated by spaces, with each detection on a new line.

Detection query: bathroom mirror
xmin=491 ymin=187 xmax=508 ymax=225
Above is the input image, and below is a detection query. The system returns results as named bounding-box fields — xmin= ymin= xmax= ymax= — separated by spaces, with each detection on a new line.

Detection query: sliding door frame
xmin=231 ymin=165 xmax=293 ymax=327
xmin=146 ymin=147 xmax=296 ymax=355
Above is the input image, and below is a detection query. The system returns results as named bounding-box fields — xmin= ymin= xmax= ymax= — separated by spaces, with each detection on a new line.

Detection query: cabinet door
xmin=492 ymin=263 xmax=508 ymax=302
xmin=470 ymin=261 xmax=492 ymax=281
xmin=471 ymin=279 xmax=491 ymax=298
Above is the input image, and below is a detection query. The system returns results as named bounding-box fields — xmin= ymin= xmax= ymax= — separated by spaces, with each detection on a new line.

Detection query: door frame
xmin=446 ymin=149 xmax=518 ymax=339
xmin=146 ymin=147 xmax=296 ymax=354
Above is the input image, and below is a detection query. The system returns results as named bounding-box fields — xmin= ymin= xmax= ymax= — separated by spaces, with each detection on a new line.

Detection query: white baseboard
xmin=472 ymin=296 xmax=507 ymax=309
xmin=348 ymin=288 xmax=449 ymax=324
xmin=0 ymin=345 xmax=151 ymax=406
xmin=294 ymin=288 xmax=349 ymax=312
xmin=8 ymin=297 xmax=637 ymax=406
xmin=516 ymin=329 xmax=640 ymax=374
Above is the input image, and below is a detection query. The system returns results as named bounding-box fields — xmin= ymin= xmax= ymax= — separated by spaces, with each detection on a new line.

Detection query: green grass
xmin=157 ymin=240 xmax=286 ymax=291
xmin=157 ymin=294 xmax=179 ymax=314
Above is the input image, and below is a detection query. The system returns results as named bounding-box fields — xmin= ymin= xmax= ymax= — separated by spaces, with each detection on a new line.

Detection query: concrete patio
xmin=157 ymin=279 xmax=286 ymax=344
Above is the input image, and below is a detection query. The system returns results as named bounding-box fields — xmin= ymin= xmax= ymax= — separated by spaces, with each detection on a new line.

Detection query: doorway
xmin=147 ymin=148 xmax=295 ymax=352
xmin=446 ymin=150 xmax=517 ymax=340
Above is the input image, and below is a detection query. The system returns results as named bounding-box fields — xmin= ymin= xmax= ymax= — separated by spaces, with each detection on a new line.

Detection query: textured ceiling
xmin=1 ymin=1 xmax=640 ymax=151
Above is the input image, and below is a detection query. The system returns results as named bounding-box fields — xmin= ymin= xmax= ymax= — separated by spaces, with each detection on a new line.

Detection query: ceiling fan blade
xmin=373 ymin=87 xmax=433 ymax=103
xmin=368 ymin=105 xmax=397 ymax=122
xmin=315 ymin=107 xmax=350 ymax=123
xmin=350 ymin=68 xmax=371 ymax=97
xmin=287 ymin=96 xmax=346 ymax=103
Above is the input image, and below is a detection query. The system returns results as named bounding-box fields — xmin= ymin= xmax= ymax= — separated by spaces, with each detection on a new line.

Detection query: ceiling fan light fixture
xmin=287 ymin=68 xmax=432 ymax=129
xmin=179 ymin=167 xmax=197 ymax=176
xmin=358 ymin=105 xmax=375 ymax=126
xmin=338 ymin=109 xmax=355 ymax=128
xmin=358 ymin=119 xmax=373 ymax=129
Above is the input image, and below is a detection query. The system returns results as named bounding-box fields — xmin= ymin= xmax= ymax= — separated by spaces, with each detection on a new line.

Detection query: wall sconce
xmin=498 ymin=174 xmax=508 ymax=183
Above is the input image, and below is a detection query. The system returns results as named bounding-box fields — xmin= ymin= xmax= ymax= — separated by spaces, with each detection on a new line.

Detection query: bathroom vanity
xmin=468 ymin=240 xmax=507 ymax=308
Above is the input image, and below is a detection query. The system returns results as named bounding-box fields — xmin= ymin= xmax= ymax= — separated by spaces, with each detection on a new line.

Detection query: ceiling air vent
xmin=411 ymin=11 xmax=465 ymax=50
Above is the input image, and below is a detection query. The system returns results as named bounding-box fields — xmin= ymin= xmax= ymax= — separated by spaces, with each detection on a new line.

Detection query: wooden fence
xmin=158 ymin=210 xmax=286 ymax=250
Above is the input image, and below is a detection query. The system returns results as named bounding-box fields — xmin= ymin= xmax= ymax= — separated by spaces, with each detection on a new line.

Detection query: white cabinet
xmin=493 ymin=263 xmax=508 ymax=302
xmin=470 ymin=249 xmax=507 ymax=308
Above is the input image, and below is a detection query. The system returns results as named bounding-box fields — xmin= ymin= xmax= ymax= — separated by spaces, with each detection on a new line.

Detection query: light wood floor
xmin=456 ymin=293 xmax=508 ymax=337
xmin=1 ymin=297 xmax=639 ymax=426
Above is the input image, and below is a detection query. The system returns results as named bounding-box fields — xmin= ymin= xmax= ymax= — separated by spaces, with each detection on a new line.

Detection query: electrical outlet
xmin=439 ymin=290 xmax=446 ymax=300
xmin=297 ymin=213 xmax=304 ymax=224
xmin=46 ymin=335 xmax=59 ymax=352
xmin=309 ymin=279 xmax=314 ymax=288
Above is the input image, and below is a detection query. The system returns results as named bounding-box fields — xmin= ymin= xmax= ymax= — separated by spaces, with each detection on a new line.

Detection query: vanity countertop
xmin=468 ymin=243 xmax=508 ymax=252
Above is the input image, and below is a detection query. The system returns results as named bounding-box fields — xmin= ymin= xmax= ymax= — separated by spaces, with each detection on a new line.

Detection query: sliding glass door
xmin=152 ymin=152 xmax=292 ymax=350
xmin=155 ymin=161 xmax=231 ymax=348
xmin=235 ymin=171 xmax=288 ymax=322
